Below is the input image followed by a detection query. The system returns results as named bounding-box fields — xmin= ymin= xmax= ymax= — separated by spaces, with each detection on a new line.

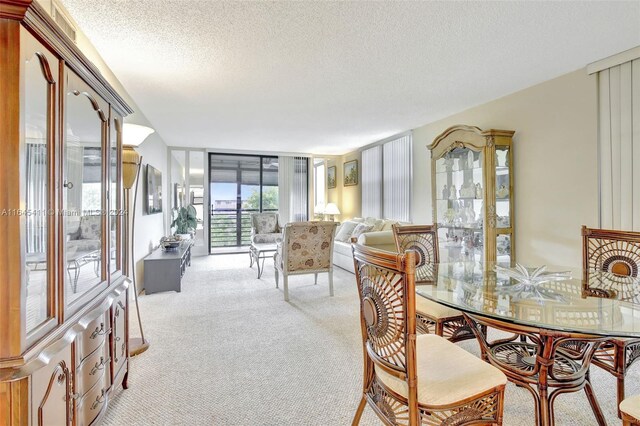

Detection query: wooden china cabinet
xmin=428 ymin=125 xmax=515 ymax=265
xmin=0 ymin=1 xmax=133 ymax=424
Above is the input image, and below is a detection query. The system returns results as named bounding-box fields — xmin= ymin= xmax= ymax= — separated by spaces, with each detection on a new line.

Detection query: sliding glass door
xmin=209 ymin=154 xmax=279 ymax=249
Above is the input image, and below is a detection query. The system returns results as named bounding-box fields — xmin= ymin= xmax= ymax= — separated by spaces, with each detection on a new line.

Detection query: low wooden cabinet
xmin=0 ymin=1 xmax=134 ymax=424
xmin=144 ymin=243 xmax=192 ymax=294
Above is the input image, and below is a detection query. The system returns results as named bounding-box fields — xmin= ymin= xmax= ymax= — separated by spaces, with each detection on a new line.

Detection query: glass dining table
xmin=415 ymin=261 xmax=640 ymax=426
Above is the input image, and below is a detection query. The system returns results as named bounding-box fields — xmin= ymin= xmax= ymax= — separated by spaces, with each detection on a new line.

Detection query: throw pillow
xmin=370 ymin=219 xmax=385 ymax=232
xmin=335 ymin=220 xmax=359 ymax=242
xmin=351 ymin=223 xmax=374 ymax=240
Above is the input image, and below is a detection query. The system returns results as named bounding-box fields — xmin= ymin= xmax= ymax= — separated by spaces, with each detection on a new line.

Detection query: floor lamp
xmin=123 ymin=125 xmax=153 ymax=356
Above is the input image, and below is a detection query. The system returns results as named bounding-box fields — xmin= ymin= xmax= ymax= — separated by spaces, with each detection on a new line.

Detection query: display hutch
xmin=428 ymin=125 xmax=515 ymax=265
xmin=0 ymin=1 xmax=132 ymax=424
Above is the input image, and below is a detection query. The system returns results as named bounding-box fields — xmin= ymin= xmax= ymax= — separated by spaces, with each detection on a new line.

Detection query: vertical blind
xmin=361 ymin=133 xmax=412 ymax=221
xmin=278 ymin=156 xmax=309 ymax=224
xmin=597 ymin=56 xmax=640 ymax=230
xmin=361 ymin=145 xmax=382 ymax=218
xmin=383 ymin=135 xmax=412 ymax=222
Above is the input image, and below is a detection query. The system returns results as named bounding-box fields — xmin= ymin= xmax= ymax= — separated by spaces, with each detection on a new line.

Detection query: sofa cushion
xmin=333 ymin=240 xmax=353 ymax=256
xmin=335 ymin=220 xmax=359 ymax=242
xmin=351 ymin=223 xmax=374 ymax=240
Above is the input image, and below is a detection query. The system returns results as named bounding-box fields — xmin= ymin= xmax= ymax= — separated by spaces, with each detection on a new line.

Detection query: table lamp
xmin=123 ymin=123 xmax=154 ymax=356
xmin=324 ymin=203 xmax=340 ymax=221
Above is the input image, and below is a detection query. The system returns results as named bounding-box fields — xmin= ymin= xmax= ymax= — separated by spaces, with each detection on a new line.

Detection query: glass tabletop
xmin=415 ymin=261 xmax=640 ymax=338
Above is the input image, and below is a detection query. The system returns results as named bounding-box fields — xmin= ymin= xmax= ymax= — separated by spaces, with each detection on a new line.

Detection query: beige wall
xmin=327 ymin=151 xmax=362 ymax=221
xmin=411 ymin=69 xmax=598 ymax=267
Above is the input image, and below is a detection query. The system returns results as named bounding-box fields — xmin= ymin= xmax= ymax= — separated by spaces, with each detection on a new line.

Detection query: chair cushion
xmin=79 ymin=215 xmax=101 ymax=240
xmin=375 ymin=334 xmax=507 ymax=407
xmin=416 ymin=296 xmax=462 ymax=320
xmin=255 ymin=214 xmax=279 ymax=234
xmin=335 ymin=220 xmax=359 ymax=242
xmin=252 ymin=233 xmax=281 ymax=244
xmin=620 ymin=395 xmax=640 ymax=420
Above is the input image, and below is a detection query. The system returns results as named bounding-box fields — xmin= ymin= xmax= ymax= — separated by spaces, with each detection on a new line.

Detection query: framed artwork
xmin=327 ymin=166 xmax=336 ymax=189
xmin=145 ymin=164 xmax=163 ymax=214
xmin=343 ymin=160 xmax=358 ymax=186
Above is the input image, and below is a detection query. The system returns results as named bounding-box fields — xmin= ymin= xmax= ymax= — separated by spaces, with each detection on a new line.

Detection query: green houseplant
xmin=171 ymin=205 xmax=197 ymax=236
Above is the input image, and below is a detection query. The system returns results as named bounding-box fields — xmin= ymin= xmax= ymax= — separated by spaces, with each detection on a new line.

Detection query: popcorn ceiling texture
xmin=61 ymin=1 xmax=640 ymax=154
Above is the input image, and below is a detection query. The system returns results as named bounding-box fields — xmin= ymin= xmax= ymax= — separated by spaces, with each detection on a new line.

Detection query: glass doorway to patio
xmin=208 ymin=154 xmax=278 ymax=252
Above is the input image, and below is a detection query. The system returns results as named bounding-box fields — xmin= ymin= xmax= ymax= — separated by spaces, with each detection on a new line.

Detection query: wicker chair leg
xmin=584 ymin=378 xmax=607 ymax=426
xmin=314 ymin=273 xmax=318 ymax=284
xmin=435 ymin=319 xmax=444 ymax=337
xmin=351 ymin=395 xmax=367 ymax=426
xmin=617 ymin=375 xmax=626 ymax=418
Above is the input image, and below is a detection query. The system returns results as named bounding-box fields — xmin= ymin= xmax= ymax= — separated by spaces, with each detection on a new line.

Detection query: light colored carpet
xmin=105 ymin=254 xmax=635 ymax=425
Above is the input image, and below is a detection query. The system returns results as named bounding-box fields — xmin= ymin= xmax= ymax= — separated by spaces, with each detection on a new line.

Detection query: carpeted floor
xmin=105 ymin=254 xmax=635 ymax=425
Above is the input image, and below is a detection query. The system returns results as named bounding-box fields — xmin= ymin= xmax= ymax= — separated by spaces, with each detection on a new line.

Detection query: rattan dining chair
xmin=391 ymin=224 xmax=476 ymax=342
xmin=350 ymin=242 xmax=507 ymax=425
xmin=582 ymin=226 xmax=640 ymax=416
xmin=621 ymin=395 xmax=640 ymax=425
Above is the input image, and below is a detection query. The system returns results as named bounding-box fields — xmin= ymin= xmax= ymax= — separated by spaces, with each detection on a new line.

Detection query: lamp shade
xmin=324 ymin=203 xmax=340 ymax=215
xmin=123 ymin=123 xmax=155 ymax=147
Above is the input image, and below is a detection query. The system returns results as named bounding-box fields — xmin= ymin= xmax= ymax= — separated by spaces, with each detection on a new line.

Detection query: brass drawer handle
xmin=90 ymin=389 xmax=105 ymax=410
xmin=89 ymin=323 xmax=111 ymax=340
xmin=90 ymin=356 xmax=111 ymax=376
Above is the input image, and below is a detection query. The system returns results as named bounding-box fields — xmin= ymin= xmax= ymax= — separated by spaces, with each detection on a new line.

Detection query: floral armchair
xmin=250 ymin=212 xmax=282 ymax=244
xmin=67 ymin=215 xmax=102 ymax=252
xmin=273 ymin=221 xmax=338 ymax=301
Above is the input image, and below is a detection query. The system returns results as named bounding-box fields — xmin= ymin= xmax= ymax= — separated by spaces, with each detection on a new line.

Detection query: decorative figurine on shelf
xmin=496 ymin=184 xmax=509 ymax=199
xmin=444 ymin=208 xmax=456 ymax=224
xmin=459 ymin=179 xmax=475 ymax=198
xmin=442 ymin=184 xmax=448 ymax=200
xmin=465 ymin=206 xmax=476 ymax=224
xmin=467 ymin=150 xmax=474 ymax=169
xmin=444 ymin=155 xmax=454 ymax=171
xmin=449 ymin=184 xmax=457 ymax=200
xmin=475 ymin=183 xmax=483 ymax=199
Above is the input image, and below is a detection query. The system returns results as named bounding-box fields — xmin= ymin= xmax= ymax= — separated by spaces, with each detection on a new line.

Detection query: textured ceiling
xmin=61 ymin=1 xmax=640 ymax=155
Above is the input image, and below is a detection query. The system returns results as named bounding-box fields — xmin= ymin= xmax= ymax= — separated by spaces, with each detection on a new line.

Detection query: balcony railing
xmin=209 ymin=208 xmax=277 ymax=247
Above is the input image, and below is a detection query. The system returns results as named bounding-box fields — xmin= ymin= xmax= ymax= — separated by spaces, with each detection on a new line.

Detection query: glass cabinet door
xmin=23 ymin=37 xmax=58 ymax=337
xmin=63 ymin=70 xmax=108 ymax=309
xmin=495 ymin=146 xmax=512 ymax=265
xmin=109 ymin=116 xmax=122 ymax=277
xmin=434 ymin=147 xmax=484 ymax=263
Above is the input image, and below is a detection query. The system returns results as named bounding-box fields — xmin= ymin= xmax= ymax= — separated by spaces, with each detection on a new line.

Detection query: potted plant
xmin=171 ymin=205 xmax=197 ymax=239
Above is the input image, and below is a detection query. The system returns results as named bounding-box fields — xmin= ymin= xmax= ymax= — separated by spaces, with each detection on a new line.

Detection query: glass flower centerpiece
xmin=495 ymin=263 xmax=572 ymax=302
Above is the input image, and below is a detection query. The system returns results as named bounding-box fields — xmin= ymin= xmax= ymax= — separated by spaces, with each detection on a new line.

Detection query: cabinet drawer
xmin=77 ymin=313 xmax=109 ymax=364
xmin=76 ymin=342 xmax=109 ymax=397
xmin=76 ymin=375 xmax=107 ymax=426
xmin=111 ymin=290 xmax=127 ymax=377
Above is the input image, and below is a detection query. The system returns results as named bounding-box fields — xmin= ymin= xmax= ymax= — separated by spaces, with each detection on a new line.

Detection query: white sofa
xmin=332 ymin=217 xmax=406 ymax=273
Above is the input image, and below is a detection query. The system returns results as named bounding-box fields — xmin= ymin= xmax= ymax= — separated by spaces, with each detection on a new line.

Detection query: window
xmin=314 ymin=159 xmax=326 ymax=212
xmin=361 ymin=133 xmax=412 ymax=221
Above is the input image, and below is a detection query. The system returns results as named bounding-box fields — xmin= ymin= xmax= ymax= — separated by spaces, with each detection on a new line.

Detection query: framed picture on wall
xmin=327 ymin=166 xmax=336 ymax=189
xmin=343 ymin=160 xmax=358 ymax=186
xmin=145 ymin=164 xmax=163 ymax=214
